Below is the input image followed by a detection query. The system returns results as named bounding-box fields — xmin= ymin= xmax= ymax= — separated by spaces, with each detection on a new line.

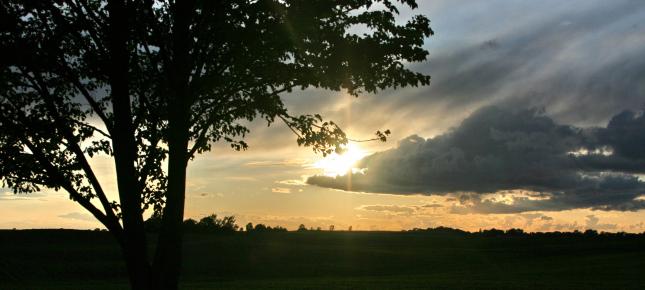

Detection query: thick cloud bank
xmin=308 ymin=106 xmax=645 ymax=213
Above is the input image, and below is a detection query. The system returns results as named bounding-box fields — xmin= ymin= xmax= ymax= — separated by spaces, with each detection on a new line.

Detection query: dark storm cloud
xmin=307 ymin=106 xmax=645 ymax=213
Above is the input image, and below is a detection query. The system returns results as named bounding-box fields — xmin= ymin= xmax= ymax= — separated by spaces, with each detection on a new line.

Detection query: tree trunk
xmin=151 ymin=58 xmax=191 ymax=290
xmin=152 ymin=81 xmax=190 ymax=289
xmin=107 ymin=1 xmax=152 ymax=289
xmin=150 ymin=2 xmax=195 ymax=289
xmin=152 ymin=138 xmax=188 ymax=289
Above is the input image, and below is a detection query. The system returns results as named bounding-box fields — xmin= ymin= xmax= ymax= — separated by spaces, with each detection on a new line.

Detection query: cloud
xmin=414 ymin=0 xmax=645 ymax=126
xmin=271 ymin=187 xmax=292 ymax=194
xmin=192 ymin=192 xmax=224 ymax=199
xmin=224 ymin=176 xmax=257 ymax=181
xmin=0 ymin=191 xmax=48 ymax=201
xmin=308 ymin=106 xmax=645 ymax=213
xmin=58 ymin=212 xmax=95 ymax=222
xmin=197 ymin=1 xmax=645 ymax=157
xmin=357 ymin=205 xmax=417 ymax=215
xmin=244 ymin=159 xmax=306 ymax=167
xmin=276 ymin=179 xmax=307 ymax=186
xmin=585 ymin=214 xmax=618 ymax=231
xmin=356 ymin=203 xmax=443 ymax=216
xmin=519 ymin=213 xmax=554 ymax=227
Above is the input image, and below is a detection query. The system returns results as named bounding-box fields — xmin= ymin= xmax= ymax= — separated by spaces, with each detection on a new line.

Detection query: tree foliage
xmin=0 ymin=1 xmax=431 ymax=289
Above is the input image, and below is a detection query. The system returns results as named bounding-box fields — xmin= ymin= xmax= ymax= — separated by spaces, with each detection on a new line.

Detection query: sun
xmin=313 ymin=143 xmax=368 ymax=176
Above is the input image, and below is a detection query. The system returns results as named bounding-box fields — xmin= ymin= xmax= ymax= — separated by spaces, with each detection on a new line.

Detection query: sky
xmin=2 ymin=0 xmax=645 ymax=232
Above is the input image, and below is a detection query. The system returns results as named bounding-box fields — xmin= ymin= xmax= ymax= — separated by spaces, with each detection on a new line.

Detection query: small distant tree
xmin=297 ymin=224 xmax=308 ymax=232
xmin=329 ymin=225 xmax=335 ymax=231
xmin=245 ymin=222 xmax=254 ymax=232
xmin=197 ymin=215 xmax=218 ymax=229
xmin=505 ymin=228 xmax=525 ymax=236
xmin=220 ymin=216 xmax=239 ymax=232
xmin=197 ymin=214 xmax=239 ymax=232
xmin=272 ymin=226 xmax=288 ymax=232
xmin=182 ymin=219 xmax=198 ymax=232
xmin=481 ymin=229 xmax=505 ymax=237
xmin=584 ymin=229 xmax=599 ymax=237
xmin=0 ymin=1 xmax=432 ymax=289
xmin=255 ymin=223 xmax=268 ymax=231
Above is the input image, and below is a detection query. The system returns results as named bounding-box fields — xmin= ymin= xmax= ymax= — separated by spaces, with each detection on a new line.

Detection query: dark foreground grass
xmin=0 ymin=230 xmax=643 ymax=289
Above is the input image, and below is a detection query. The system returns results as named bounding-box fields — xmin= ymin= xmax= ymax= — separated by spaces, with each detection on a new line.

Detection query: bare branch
xmin=278 ymin=114 xmax=303 ymax=139
xmin=67 ymin=118 xmax=112 ymax=139
xmin=347 ymin=137 xmax=382 ymax=142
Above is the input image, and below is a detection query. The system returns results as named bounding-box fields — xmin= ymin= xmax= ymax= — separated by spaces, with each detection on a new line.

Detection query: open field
xmin=1 ymin=230 xmax=644 ymax=289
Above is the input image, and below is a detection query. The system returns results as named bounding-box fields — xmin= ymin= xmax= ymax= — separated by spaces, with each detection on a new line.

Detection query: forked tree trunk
xmin=106 ymin=1 xmax=193 ymax=288
xmin=107 ymin=1 xmax=153 ymax=289
xmin=149 ymin=1 xmax=194 ymax=288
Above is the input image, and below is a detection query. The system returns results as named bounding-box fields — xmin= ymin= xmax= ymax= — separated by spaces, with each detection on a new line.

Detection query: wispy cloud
xmin=58 ymin=212 xmax=95 ymax=222
xmin=271 ymin=187 xmax=292 ymax=194
xmin=244 ymin=159 xmax=307 ymax=167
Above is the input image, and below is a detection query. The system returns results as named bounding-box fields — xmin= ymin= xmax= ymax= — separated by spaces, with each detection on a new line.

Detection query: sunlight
xmin=313 ymin=143 xmax=368 ymax=177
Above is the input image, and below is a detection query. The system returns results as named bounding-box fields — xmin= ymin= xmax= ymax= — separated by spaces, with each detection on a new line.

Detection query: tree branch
xmin=278 ymin=114 xmax=303 ymax=139
xmin=0 ymin=106 xmax=123 ymax=242
xmin=53 ymin=54 xmax=114 ymax=135
xmin=22 ymin=135 xmax=124 ymax=244
xmin=22 ymin=68 xmax=119 ymax=225
xmin=67 ymin=118 xmax=112 ymax=139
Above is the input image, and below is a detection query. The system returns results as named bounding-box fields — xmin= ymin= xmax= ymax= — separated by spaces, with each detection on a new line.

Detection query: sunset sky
xmin=2 ymin=0 xmax=644 ymax=232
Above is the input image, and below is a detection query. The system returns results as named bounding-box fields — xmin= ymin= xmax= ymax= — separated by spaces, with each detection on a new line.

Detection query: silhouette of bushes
xmin=195 ymin=214 xmax=239 ymax=233
xmin=145 ymin=213 xmax=238 ymax=233
xmin=407 ymin=226 xmax=642 ymax=238
xmin=145 ymin=214 xmax=295 ymax=234
xmin=145 ymin=215 xmax=643 ymax=238
xmin=245 ymin=222 xmax=287 ymax=233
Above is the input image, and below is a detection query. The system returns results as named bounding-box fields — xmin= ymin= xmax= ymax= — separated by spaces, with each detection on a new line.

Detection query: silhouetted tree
xmin=481 ymin=229 xmax=505 ymax=237
xmin=297 ymin=224 xmax=308 ymax=232
xmin=182 ymin=218 xmax=198 ymax=232
xmin=254 ymin=223 xmax=268 ymax=231
xmin=196 ymin=214 xmax=239 ymax=232
xmin=272 ymin=225 xmax=288 ymax=232
xmin=505 ymin=228 xmax=525 ymax=236
xmin=246 ymin=223 xmax=287 ymax=233
xmin=0 ymin=1 xmax=431 ymax=289
xmin=584 ymin=229 xmax=599 ymax=237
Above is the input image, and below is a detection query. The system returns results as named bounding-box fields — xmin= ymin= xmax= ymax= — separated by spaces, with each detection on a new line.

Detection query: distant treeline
xmin=144 ymin=214 xmax=287 ymax=233
xmin=143 ymin=214 xmax=644 ymax=237
xmin=407 ymin=226 xmax=644 ymax=238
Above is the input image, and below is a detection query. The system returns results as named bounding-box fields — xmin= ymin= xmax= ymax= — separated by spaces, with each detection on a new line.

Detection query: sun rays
xmin=313 ymin=143 xmax=368 ymax=177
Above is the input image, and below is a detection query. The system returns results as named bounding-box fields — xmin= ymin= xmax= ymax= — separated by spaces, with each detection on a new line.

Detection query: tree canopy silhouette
xmin=0 ymin=1 xmax=432 ymax=289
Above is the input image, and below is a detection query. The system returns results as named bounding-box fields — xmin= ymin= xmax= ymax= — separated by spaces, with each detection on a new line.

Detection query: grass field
xmin=1 ymin=230 xmax=643 ymax=289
